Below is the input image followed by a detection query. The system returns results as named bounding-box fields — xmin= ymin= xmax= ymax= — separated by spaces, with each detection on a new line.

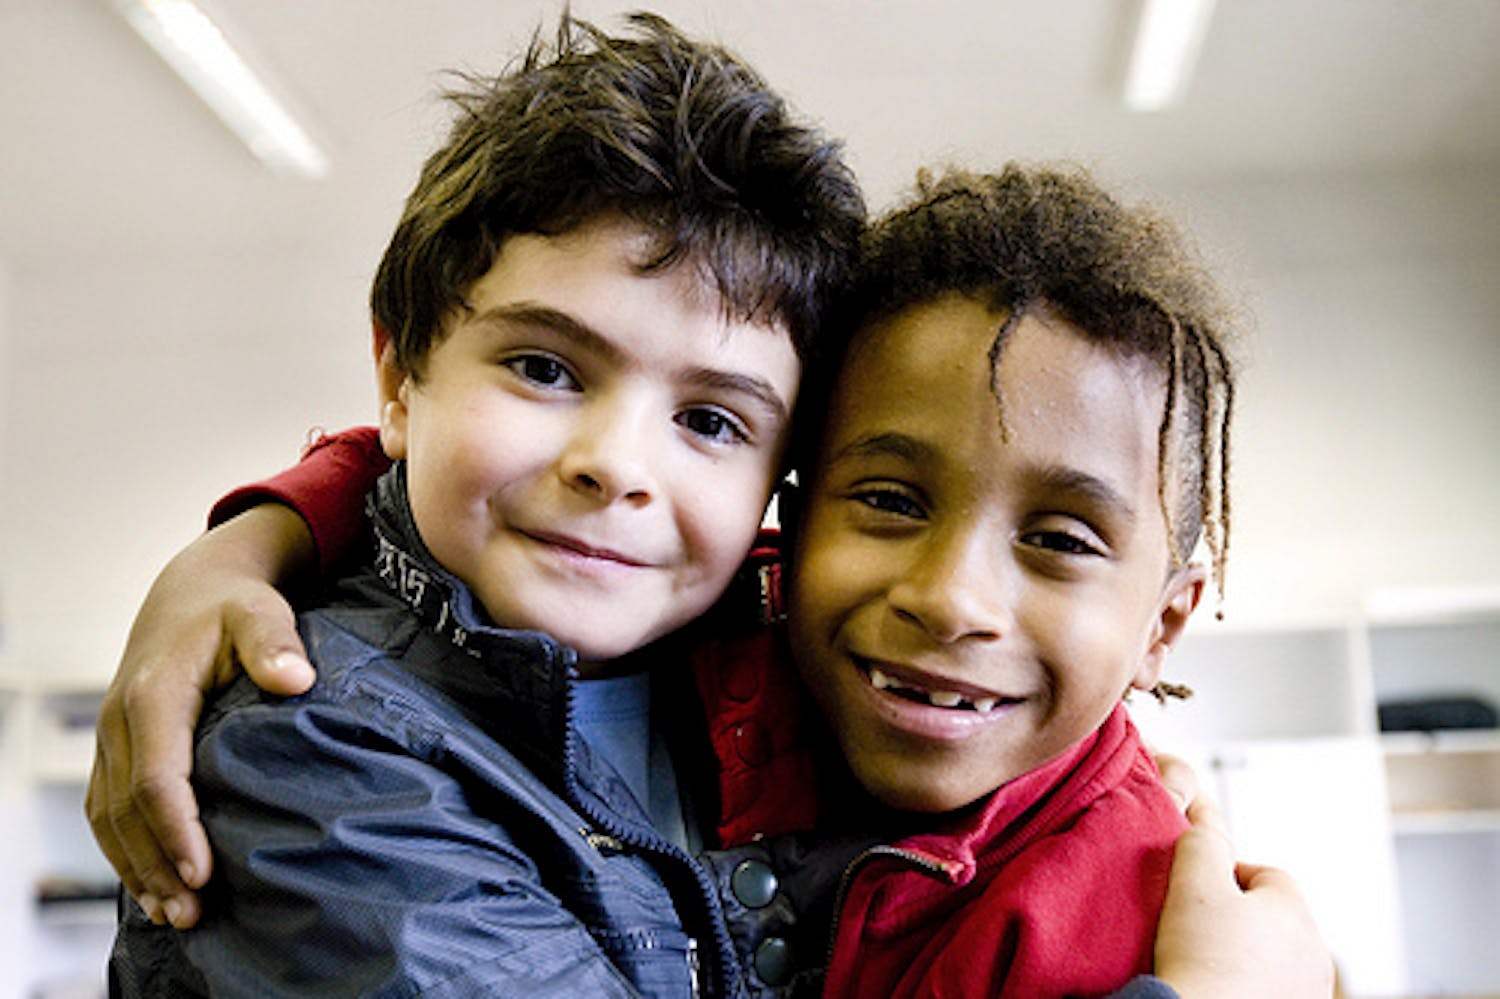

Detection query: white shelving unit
xmin=1128 ymin=603 xmax=1500 ymax=998
xmin=0 ymin=668 xmax=114 ymax=999
xmin=1370 ymin=616 xmax=1500 ymax=998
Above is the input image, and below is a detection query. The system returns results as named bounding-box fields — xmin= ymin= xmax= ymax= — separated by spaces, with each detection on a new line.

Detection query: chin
xmin=855 ymin=762 xmax=986 ymax=815
xmin=562 ymin=634 xmax=642 ymax=663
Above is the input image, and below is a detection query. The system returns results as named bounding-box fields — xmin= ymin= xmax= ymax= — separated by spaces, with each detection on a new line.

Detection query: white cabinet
xmin=1129 ymin=608 xmax=1500 ymax=998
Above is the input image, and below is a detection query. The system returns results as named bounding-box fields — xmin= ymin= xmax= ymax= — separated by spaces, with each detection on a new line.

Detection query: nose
xmin=887 ymin=525 xmax=1009 ymax=644
xmin=556 ymin=395 xmax=657 ymax=507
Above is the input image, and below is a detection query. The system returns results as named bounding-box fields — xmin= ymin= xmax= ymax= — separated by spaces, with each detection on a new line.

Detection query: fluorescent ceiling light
xmin=1124 ymin=0 xmax=1217 ymax=112
xmin=110 ymin=0 xmax=329 ymax=177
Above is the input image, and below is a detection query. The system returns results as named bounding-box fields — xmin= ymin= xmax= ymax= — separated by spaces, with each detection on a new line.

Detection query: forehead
xmin=485 ymin=219 xmax=699 ymax=301
xmin=472 ymin=218 xmax=793 ymax=338
xmin=487 ymin=216 xmax=798 ymax=342
xmin=829 ymin=295 xmax=1166 ymax=494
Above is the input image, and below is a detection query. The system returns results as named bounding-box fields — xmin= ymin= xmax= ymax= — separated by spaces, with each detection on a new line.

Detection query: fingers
xmin=105 ymin=582 xmax=310 ymax=924
xmin=1183 ymin=785 xmax=1231 ymax=842
xmin=1234 ymin=860 xmax=1298 ymax=896
xmin=87 ymin=680 xmax=203 ymax=927
xmin=85 ymin=505 xmax=320 ymax=931
xmin=86 ymin=727 xmax=147 ymax=905
xmin=223 ymin=588 xmax=315 ymax=696
xmin=1163 ymin=795 xmax=1241 ymax=917
xmin=1153 ymin=750 xmax=1199 ymax=814
xmin=118 ymin=664 xmax=212 ymax=926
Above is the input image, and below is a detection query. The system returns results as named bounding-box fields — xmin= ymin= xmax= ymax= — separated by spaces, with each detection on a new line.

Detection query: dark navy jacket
xmin=110 ymin=466 xmax=738 ymax=997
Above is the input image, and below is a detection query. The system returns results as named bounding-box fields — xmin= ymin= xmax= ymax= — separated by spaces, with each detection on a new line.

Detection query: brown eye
xmin=853 ymin=488 xmax=925 ymax=519
xmin=1021 ymin=530 xmax=1101 ymax=556
xmin=676 ymin=407 xmax=748 ymax=445
xmin=504 ymin=354 xmax=578 ymax=390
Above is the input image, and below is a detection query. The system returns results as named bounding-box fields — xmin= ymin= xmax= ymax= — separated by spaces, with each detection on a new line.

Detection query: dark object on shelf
xmin=36 ymin=876 xmax=119 ymax=906
xmin=1378 ymin=696 xmax=1498 ymax=733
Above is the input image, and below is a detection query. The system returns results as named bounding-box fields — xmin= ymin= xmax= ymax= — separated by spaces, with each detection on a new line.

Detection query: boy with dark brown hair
xmin=108 ymin=13 xmax=862 ymax=996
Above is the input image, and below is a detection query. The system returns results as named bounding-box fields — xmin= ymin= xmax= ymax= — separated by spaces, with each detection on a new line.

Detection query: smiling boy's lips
xmin=850 ymin=654 xmax=1026 ymax=715
xmin=520 ymin=528 xmax=652 ymax=567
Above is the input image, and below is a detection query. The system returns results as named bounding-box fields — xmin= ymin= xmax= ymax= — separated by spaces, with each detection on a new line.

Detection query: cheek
xmin=790 ymin=524 xmax=887 ymax=646
xmin=675 ymin=463 xmax=774 ymax=578
xmin=1034 ymin=594 xmax=1150 ymax=701
xmin=414 ymin=434 xmax=509 ymax=502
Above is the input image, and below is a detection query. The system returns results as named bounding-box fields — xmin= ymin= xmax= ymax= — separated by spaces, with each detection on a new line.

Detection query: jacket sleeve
xmin=183 ymin=683 xmax=644 ymax=998
xmin=209 ymin=426 xmax=390 ymax=574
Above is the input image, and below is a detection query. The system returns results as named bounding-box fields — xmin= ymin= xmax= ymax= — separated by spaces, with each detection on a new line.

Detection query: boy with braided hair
xmin=778 ymin=163 xmax=1238 ymax=995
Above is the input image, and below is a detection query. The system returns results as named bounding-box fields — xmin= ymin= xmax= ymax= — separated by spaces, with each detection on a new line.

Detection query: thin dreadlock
xmin=807 ymin=163 xmax=1240 ymax=701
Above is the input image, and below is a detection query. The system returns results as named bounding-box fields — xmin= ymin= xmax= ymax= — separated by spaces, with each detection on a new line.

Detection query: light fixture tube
xmin=1124 ymin=0 xmax=1217 ymax=113
xmin=111 ymin=0 xmax=329 ymax=177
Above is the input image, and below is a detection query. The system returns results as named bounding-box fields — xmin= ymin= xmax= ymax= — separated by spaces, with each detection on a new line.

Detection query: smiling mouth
xmin=855 ymin=658 xmax=1023 ymax=714
xmin=523 ymin=530 xmax=649 ymax=567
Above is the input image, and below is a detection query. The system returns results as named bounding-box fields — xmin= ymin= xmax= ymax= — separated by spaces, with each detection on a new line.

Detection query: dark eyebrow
xmin=827 ymin=432 xmax=937 ymax=467
xmin=1032 ymin=465 xmax=1138 ymax=525
xmin=468 ymin=304 xmax=622 ymax=362
xmin=683 ymin=367 xmax=790 ymax=426
xmin=468 ymin=303 xmax=790 ymax=426
xmin=828 ymin=434 xmax=1137 ymax=520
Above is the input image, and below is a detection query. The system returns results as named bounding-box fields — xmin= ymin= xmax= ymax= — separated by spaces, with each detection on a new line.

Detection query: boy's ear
xmin=375 ymin=326 xmax=410 ymax=460
xmin=1131 ymin=564 xmax=1208 ymax=691
xmin=372 ymin=320 xmax=393 ymax=366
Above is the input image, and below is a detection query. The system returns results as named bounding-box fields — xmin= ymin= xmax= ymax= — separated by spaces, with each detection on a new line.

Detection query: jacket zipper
xmin=561 ymin=680 xmax=739 ymax=998
xmin=822 ymin=845 xmax=958 ymax=977
xmin=570 ymin=778 xmax=733 ymax=996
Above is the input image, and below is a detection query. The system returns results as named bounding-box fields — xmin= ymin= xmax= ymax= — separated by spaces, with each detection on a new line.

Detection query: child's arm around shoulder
xmin=210 ymin=427 xmax=389 ymax=575
xmin=85 ymin=426 xmax=387 ymax=928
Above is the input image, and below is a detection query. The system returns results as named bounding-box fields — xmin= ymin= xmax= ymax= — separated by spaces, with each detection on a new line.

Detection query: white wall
xmin=0 ymin=239 xmax=377 ymax=681
xmin=1161 ymin=165 xmax=1500 ymax=629
xmin=0 ymin=262 xmax=11 ymax=667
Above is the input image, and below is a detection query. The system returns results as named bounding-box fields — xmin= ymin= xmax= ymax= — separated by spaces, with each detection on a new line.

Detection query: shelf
xmin=1383 ymin=731 xmax=1500 ymax=826
xmin=1382 ymin=728 xmax=1500 ymax=755
xmin=36 ymin=897 xmax=116 ymax=929
xmin=1391 ymin=808 xmax=1500 ymax=837
xmin=31 ymin=689 xmax=103 ymax=785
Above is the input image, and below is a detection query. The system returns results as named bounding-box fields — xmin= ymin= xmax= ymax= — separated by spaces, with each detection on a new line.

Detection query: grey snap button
xmin=754 ymin=936 xmax=792 ymax=986
xmin=731 ymin=858 xmax=779 ymax=908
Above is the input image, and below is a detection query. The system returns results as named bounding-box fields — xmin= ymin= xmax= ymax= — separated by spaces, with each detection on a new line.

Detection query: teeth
xmin=865 ymin=663 xmax=1006 ymax=713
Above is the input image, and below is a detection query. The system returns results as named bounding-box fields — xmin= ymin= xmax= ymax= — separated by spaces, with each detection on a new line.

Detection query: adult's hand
xmin=86 ymin=504 xmax=317 ymax=928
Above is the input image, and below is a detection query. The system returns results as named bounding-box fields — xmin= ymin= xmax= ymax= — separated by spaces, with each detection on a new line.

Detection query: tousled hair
xmin=805 ymin=164 xmax=1236 ymax=624
xmin=371 ymin=12 xmax=865 ymax=374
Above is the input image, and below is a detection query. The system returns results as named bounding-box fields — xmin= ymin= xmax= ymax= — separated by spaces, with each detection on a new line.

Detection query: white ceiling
xmin=3 ymin=0 xmax=1499 ymax=266
xmin=0 ymin=0 xmax=1497 ymax=656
